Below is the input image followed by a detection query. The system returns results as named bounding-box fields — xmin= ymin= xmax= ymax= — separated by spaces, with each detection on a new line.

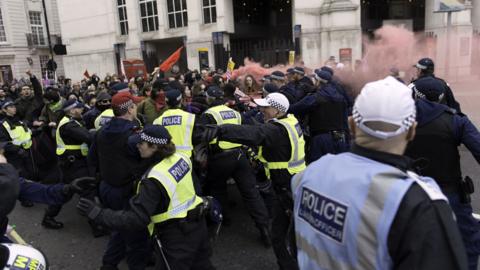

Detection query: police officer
xmin=405 ymin=79 xmax=480 ymax=270
xmin=410 ymin=57 xmax=461 ymax=112
xmin=153 ymin=88 xmax=196 ymax=158
xmin=200 ymin=85 xmax=271 ymax=246
xmin=42 ymin=99 xmax=93 ymax=229
xmin=292 ymin=76 xmax=467 ymax=270
xmin=78 ymin=125 xmax=215 ymax=270
xmin=289 ymin=70 xmax=350 ymax=163
xmin=270 ymin=71 xmax=297 ymax=104
xmin=287 ymin=67 xmax=314 ymax=100
xmin=0 ymin=100 xmax=35 ymax=180
xmin=88 ymin=91 xmax=149 ymax=270
xmin=320 ymin=65 xmax=354 ymax=115
xmin=203 ymin=92 xmax=306 ymax=270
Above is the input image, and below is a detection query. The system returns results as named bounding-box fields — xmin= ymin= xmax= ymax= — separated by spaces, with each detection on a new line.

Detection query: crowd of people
xmin=0 ymin=56 xmax=479 ymax=270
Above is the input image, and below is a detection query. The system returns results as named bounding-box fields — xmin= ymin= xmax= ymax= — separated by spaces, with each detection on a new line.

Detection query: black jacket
xmin=59 ymin=116 xmax=92 ymax=158
xmin=89 ymin=117 xmax=146 ymax=187
xmin=14 ymin=75 xmax=44 ymax=126
xmin=352 ymin=144 xmax=468 ymax=270
xmin=217 ymin=117 xmax=293 ymax=190
xmin=92 ymin=155 xmax=170 ymax=231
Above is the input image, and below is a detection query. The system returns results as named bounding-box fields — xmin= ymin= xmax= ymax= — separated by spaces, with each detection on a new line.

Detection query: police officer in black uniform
xmin=287 ymin=67 xmax=314 ymax=101
xmin=200 ymin=85 xmax=271 ymax=247
xmin=289 ymin=70 xmax=350 ymax=163
xmin=203 ymin=92 xmax=306 ymax=270
xmin=42 ymin=99 xmax=93 ymax=229
xmin=79 ymin=125 xmax=215 ymax=270
xmin=270 ymin=71 xmax=297 ymax=104
xmin=405 ymin=79 xmax=480 ymax=270
xmin=88 ymin=91 xmax=149 ymax=270
xmin=409 ymin=57 xmax=461 ymax=112
xmin=0 ymin=100 xmax=35 ymax=180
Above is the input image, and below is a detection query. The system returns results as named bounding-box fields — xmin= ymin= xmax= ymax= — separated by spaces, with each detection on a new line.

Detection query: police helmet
xmin=0 ymin=243 xmax=47 ymax=270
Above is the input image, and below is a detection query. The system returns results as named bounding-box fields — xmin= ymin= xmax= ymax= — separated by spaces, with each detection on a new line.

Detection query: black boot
xmin=258 ymin=225 xmax=272 ymax=248
xmin=20 ymin=200 xmax=34 ymax=207
xmin=42 ymin=215 xmax=64 ymax=229
xmin=89 ymin=220 xmax=109 ymax=238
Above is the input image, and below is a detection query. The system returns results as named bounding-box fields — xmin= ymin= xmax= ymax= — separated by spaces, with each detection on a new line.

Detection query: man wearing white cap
xmin=203 ymin=92 xmax=306 ymax=270
xmin=292 ymin=76 xmax=467 ymax=270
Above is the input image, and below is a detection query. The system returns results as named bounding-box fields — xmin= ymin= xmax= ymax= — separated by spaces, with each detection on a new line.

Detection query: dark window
xmin=202 ymin=0 xmax=216 ymax=24
xmin=139 ymin=0 xmax=159 ymax=32
xmin=167 ymin=0 xmax=188 ymax=28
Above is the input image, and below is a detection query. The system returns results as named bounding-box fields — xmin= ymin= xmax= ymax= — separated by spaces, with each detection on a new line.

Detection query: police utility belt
xmin=157 ymin=202 xmax=206 ymax=228
xmin=311 ymin=129 xmax=346 ymax=141
xmin=439 ymin=176 xmax=475 ymax=203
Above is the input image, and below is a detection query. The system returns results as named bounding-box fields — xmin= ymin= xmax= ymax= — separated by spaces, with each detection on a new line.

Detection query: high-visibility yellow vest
xmin=94 ymin=108 xmax=114 ymax=130
xmin=56 ymin=116 xmax=89 ymax=156
xmin=1 ymin=121 xmax=32 ymax=149
xmin=138 ymin=153 xmax=203 ymax=235
xmin=204 ymin=105 xmax=242 ymax=150
xmin=258 ymin=114 xmax=306 ymax=178
xmin=153 ymin=108 xmax=195 ymax=157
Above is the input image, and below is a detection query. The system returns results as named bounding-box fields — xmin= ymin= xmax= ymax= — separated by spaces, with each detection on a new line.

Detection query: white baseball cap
xmin=254 ymin=93 xmax=290 ymax=113
xmin=352 ymin=76 xmax=416 ymax=139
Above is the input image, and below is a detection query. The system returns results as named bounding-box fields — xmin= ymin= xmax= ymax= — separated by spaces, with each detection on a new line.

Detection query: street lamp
xmin=41 ymin=0 xmax=56 ymax=76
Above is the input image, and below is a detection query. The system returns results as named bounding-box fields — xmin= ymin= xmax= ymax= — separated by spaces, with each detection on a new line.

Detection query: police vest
xmin=405 ymin=111 xmax=461 ymax=190
xmin=140 ymin=153 xmax=203 ymax=235
xmin=259 ymin=114 xmax=306 ymax=178
xmin=205 ymin=105 xmax=242 ymax=150
xmin=292 ymin=152 xmax=446 ymax=270
xmin=56 ymin=116 xmax=88 ymax=156
xmin=1 ymin=120 xmax=32 ymax=149
xmin=153 ymin=108 xmax=195 ymax=157
xmin=94 ymin=108 xmax=114 ymax=130
xmin=308 ymin=90 xmax=346 ymax=135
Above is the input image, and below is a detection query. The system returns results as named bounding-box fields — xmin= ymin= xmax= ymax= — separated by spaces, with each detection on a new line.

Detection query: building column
xmin=473 ymin=0 xmax=480 ymax=31
xmin=294 ymin=0 xmax=361 ymax=68
xmin=424 ymin=0 xmax=472 ymax=80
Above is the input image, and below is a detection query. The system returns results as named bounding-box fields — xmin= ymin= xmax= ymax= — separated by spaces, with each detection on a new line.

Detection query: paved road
xmin=7 ymin=79 xmax=480 ymax=270
xmin=9 ymin=186 xmax=277 ymax=270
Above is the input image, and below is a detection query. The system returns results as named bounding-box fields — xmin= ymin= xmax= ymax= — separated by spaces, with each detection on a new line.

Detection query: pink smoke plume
xmin=335 ymin=25 xmax=434 ymax=94
xmin=232 ymin=25 xmax=436 ymax=94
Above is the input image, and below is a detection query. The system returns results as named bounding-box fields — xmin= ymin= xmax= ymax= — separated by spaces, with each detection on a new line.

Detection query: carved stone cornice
xmin=320 ymin=0 xmax=359 ymax=15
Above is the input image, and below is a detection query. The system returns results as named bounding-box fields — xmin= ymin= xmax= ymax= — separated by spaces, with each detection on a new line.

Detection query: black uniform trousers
xmin=155 ymin=218 xmax=215 ymax=270
xmin=45 ymin=155 xmax=90 ymax=217
xmin=206 ymin=148 xmax=269 ymax=227
xmin=271 ymin=188 xmax=299 ymax=270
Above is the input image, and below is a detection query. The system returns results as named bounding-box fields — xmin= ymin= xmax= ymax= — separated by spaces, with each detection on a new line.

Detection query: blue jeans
xmin=447 ymin=193 xmax=480 ymax=270
xmin=99 ymin=181 xmax=150 ymax=270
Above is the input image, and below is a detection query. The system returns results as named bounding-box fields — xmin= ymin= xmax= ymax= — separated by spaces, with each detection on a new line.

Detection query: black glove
xmin=202 ymin=124 xmax=219 ymax=143
xmin=77 ymin=198 xmax=102 ymax=220
xmin=66 ymin=177 xmax=98 ymax=196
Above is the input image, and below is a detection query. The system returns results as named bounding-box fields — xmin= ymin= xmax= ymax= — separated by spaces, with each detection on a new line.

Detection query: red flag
xmin=159 ymin=46 xmax=183 ymax=72
xmin=83 ymin=69 xmax=90 ymax=78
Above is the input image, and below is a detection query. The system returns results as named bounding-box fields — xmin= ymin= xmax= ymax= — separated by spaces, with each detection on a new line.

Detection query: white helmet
xmin=0 ymin=243 xmax=47 ymax=270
